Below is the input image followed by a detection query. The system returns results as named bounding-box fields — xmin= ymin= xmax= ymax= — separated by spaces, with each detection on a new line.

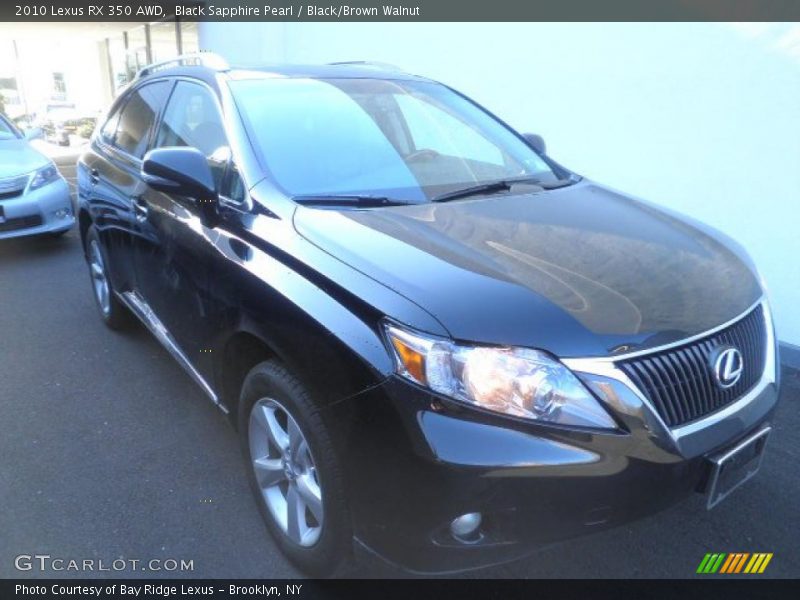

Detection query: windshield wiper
xmin=292 ymin=194 xmax=411 ymax=208
xmin=432 ymin=177 xmax=575 ymax=203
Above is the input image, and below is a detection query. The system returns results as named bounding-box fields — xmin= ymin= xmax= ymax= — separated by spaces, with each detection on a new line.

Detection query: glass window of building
xmin=108 ymin=35 xmax=128 ymax=91
xmin=180 ymin=22 xmax=200 ymax=53
xmin=105 ymin=23 xmax=201 ymax=99
xmin=126 ymin=26 xmax=149 ymax=82
xmin=150 ymin=22 xmax=179 ymax=63
xmin=52 ymin=72 xmax=66 ymax=96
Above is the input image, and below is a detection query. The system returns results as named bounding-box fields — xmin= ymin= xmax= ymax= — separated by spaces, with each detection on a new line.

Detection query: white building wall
xmin=4 ymin=37 xmax=108 ymax=117
xmin=200 ymin=22 xmax=800 ymax=348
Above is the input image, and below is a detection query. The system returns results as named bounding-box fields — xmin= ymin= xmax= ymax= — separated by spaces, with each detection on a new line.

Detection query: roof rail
xmin=327 ymin=60 xmax=405 ymax=72
xmin=136 ymin=52 xmax=230 ymax=79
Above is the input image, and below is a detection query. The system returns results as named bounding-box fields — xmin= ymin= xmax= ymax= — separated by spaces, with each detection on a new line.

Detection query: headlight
xmin=384 ymin=323 xmax=617 ymax=429
xmin=28 ymin=163 xmax=60 ymax=191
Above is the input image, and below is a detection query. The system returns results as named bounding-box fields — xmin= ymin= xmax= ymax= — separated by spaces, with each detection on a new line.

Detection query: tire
xmin=238 ymin=360 xmax=352 ymax=576
xmin=84 ymin=225 xmax=131 ymax=330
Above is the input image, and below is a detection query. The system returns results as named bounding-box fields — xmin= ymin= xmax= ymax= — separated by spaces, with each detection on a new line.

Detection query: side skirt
xmin=118 ymin=290 xmax=228 ymax=414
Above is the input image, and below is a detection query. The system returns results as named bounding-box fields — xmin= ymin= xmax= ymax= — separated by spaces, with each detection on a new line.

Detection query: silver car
xmin=0 ymin=113 xmax=74 ymax=239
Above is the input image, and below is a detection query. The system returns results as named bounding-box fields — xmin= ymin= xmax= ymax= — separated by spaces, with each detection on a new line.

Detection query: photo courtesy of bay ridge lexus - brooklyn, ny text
xmin=0 ymin=0 xmax=799 ymax=597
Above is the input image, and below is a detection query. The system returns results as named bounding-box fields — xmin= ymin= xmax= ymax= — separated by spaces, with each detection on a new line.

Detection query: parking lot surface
xmin=1 ymin=191 xmax=798 ymax=578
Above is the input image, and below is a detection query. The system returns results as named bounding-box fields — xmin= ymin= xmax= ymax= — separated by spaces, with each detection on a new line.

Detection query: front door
xmin=133 ymin=80 xmax=232 ymax=390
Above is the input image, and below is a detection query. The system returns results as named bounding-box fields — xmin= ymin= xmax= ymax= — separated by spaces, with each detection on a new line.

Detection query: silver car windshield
xmin=0 ymin=115 xmax=21 ymax=141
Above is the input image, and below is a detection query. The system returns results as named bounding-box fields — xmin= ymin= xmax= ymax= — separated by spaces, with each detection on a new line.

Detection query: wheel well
xmin=78 ymin=209 xmax=92 ymax=251
xmin=220 ymin=332 xmax=276 ymax=428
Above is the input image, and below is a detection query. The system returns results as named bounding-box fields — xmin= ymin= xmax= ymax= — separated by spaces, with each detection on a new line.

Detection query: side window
xmin=220 ymin=162 xmax=247 ymax=205
xmin=100 ymin=104 xmax=122 ymax=145
xmin=154 ymin=81 xmax=229 ymax=190
xmin=113 ymin=82 xmax=171 ymax=158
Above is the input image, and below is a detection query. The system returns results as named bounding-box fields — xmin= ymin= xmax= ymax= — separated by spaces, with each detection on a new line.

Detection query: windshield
xmin=0 ymin=115 xmax=21 ymax=141
xmin=231 ymin=77 xmax=562 ymax=203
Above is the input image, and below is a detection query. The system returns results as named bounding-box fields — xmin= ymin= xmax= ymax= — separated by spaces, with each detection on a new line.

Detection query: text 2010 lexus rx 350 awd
xmin=77 ymin=56 xmax=779 ymax=575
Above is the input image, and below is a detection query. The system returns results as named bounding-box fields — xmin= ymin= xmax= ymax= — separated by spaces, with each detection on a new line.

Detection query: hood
xmin=293 ymin=182 xmax=762 ymax=358
xmin=0 ymin=139 xmax=49 ymax=179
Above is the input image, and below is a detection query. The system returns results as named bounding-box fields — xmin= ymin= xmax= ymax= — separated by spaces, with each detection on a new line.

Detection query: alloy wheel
xmin=249 ymin=398 xmax=324 ymax=547
xmin=89 ymin=240 xmax=111 ymax=316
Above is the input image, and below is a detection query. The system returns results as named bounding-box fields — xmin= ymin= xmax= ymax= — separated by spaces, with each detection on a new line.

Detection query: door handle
xmin=131 ymin=195 xmax=148 ymax=222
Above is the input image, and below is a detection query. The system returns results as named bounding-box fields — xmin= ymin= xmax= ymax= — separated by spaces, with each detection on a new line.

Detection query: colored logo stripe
xmin=697 ymin=553 xmax=726 ymax=573
xmin=720 ymin=553 xmax=749 ymax=573
xmin=744 ymin=553 xmax=773 ymax=573
xmin=698 ymin=553 xmax=773 ymax=574
xmin=720 ymin=553 xmax=736 ymax=573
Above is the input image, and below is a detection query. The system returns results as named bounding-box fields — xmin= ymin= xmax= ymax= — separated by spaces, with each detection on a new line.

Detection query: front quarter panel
xmin=206 ymin=193 xmax=449 ymax=414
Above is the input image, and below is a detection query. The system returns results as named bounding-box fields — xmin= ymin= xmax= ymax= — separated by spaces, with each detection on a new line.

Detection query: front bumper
xmin=0 ymin=178 xmax=74 ymax=240
xmin=332 ymin=313 xmax=780 ymax=573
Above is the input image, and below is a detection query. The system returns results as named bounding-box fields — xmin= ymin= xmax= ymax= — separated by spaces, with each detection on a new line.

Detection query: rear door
xmin=81 ymin=81 xmax=172 ymax=294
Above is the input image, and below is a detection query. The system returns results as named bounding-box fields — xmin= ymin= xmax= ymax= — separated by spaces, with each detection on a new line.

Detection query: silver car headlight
xmin=383 ymin=322 xmax=617 ymax=429
xmin=28 ymin=163 xmax=60 ymax=191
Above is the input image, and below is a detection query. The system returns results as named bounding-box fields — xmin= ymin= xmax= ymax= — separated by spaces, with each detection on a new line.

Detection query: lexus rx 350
xmin=77 ymin=55 xmax=779 ymax=575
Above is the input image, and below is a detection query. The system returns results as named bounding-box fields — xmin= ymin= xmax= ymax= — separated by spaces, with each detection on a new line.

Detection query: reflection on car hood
xmin=0 ymin=139 xmax=49 ymax=179
xmin=293 ymin=182 xmax=762 ymax=358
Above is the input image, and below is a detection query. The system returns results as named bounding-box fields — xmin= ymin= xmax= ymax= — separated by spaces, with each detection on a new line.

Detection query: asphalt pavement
xmin=0 ymin=161 xmax=798 ymax=578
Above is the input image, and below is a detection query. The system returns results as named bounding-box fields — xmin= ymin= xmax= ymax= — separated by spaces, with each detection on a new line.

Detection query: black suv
xmin=77 ymin=55 xmax=779 ymax=575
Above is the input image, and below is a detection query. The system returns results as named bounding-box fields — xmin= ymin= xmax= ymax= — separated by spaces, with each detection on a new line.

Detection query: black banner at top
xmin=4 ymin=0 xmax=800 ymax=22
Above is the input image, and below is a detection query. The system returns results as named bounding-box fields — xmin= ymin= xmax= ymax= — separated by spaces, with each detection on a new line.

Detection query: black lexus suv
xmin=77 ymin=55 xmax=779 ymax=575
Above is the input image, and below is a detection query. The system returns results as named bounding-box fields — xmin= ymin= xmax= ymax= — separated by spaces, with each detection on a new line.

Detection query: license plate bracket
xmin=706 ymin=426 xmax=770 ymax=510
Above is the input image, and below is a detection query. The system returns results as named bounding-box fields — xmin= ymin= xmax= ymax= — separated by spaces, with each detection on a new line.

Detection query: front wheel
xmin=239 ymin=360 xmax=352 ymax=576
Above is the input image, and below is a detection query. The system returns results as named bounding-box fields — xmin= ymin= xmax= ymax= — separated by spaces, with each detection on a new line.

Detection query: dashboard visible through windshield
xmin=231 ymin=77 xmax=562 ymax=203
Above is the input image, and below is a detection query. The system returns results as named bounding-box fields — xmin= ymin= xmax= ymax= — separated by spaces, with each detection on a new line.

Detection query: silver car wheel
xmin=249 ymin=397 xmax=324 ymax=547
xmin=89 ymin=240 xmax=111 ymax=316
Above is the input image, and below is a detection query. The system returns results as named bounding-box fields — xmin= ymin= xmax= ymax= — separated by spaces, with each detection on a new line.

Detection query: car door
xmin=81 ymin=81 xmax=172 ymax=295
xmin=133 ymin=80 xmax=232 ymax=389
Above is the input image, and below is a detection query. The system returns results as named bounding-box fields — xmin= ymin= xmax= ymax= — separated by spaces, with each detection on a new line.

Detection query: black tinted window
xmin=221 ymin=162 xmax=246 ymax=205
xmin=113 ymin=82 xmax=171 ymax=158
xmin=155 ymin=82 xmax=229 ymax=188
xmin=100 ymin=106 xmax=121 ymax=145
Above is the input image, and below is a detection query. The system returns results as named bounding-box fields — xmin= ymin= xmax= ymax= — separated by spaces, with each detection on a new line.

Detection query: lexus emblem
xmin=710 ymin=346 xmax=744 ymax=389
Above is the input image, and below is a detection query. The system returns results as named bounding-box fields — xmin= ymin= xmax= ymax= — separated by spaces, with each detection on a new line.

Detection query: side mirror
xmin=523 ymin=133 xmax=546 ymax=155
xmin=142 ymin=147 xmax=216 ymax=202
xmin=23 ymin=127 xmax=43 ymax=141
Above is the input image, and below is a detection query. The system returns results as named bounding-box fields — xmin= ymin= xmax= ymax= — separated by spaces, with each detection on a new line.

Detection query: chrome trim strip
xmin=564 ymin=299 xmax=776 ymax=441
xmin=119 ymin=291 xmax=228 ymax=414
xmin=563 ymin=355 xmax=675 ymax=438
xmin=570 ymin=296 xmax=765 ymax=362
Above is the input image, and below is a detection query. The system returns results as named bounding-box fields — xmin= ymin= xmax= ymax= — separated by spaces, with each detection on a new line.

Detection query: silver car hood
xmin=0 ymin=139 xmax=49 ymax=180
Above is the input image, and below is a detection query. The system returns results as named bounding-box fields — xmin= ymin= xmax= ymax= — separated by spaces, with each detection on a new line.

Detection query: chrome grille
xmin=618 ymin=305 xmax=766 ymax=428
